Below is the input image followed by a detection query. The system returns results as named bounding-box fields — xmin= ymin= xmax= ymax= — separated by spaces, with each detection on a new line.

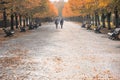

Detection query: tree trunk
xmin=86 ymin=15 xmax=89 ymax=24
xmin=3 ymin=8 xmax=7 ymax=28
xmin=114 ymin=7 xmax=119 ymax=28
xmin=19 ymin=15 xmax=22 ymax=26
xmin=26 ymin=17 xmax=29 ymax=26
xmin=15 ymin=13 xmax=18 ymax=29
xmin=29 ymin=17 xmax=32 ymax=25
xmin=107 ymin=12 xmax=111 ymax=30
xmin=88 ymin=14 xmax=91 ymax=24
xmin=11 ymin=13 xmax=14 ymax=30
xmin=95 ymin=12 xmax=98 ymax=26
xmin=97 ymin=15 xmax=100 ymax=26
xmin=92 ymin=16 xmax=95 ymax=25
xmin=23 ymin=18 xmax=26 ymax=27
xmin=101 ymin=13 xmax=106 ymax=28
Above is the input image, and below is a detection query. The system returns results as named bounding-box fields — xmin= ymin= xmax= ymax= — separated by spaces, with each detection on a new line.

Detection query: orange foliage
xmin=0 ymin=0 xmax=58 ymax=18
xmin=62 ymin=0 xmax=84 ymax=17
xmin=49 ymin=3 xmax=58 ymax=17
xmin=62 ymin=3 xmax=74 ymax=17
xmin=62 ymin=0 xmax=112 ymax=17
xmin=24 ymin=0 xmax=42 ymax=9
xmin=98 ymin=0 xmax=111 ymax=8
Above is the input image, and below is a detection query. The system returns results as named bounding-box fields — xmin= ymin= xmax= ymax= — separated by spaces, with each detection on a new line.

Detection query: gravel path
xmin=0 ymin=21 xmax=120 ymax=80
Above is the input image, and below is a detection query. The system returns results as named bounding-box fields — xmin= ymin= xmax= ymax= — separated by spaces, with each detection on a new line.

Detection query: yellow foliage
xmin=62 ymin=0 xmax=112 ymax=17
xmin=98 ymin=0 xmax=111 ymax=8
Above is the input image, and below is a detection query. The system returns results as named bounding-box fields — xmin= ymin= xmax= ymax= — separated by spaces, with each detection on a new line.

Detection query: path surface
xmin=0 ymin=22 xmax=120 ymax=80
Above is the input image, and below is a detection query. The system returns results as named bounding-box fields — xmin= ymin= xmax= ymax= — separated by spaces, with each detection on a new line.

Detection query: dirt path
xmin=0 ymin=22 xmax=120 ymax=80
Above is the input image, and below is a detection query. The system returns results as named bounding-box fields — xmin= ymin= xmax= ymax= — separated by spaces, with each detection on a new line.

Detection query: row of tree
xmin=62 ymin=0 xmax=120 ymax=29
xmin=0 ymin=0 xmax=58 ymax=30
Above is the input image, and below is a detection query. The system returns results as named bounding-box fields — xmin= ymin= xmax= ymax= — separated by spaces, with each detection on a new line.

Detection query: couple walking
xmin=55 ymin=18 xmax=64 ymax=29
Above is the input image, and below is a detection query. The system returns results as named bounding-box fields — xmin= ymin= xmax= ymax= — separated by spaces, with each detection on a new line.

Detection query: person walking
xmin=60 ymin=18 xmax=64 ymax=29
xmin=55 ymin=18 xmax=59 ymax=29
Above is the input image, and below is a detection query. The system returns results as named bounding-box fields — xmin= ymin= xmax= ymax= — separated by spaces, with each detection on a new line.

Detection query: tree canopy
xmin=0 ymin=0 xmax=58 ymax=19
xmin=62 ymin=0 xmax=120 ymax=17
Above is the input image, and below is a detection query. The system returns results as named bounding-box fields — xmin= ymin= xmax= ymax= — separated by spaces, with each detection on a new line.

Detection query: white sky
xmin=50 ymin=0 xmax=68 ymax=2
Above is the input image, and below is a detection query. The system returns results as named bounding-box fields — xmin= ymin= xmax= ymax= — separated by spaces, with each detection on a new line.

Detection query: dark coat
xmin=55 ymin=19 xmax=59 ymax=25
xmin=60 ymin=19 xmax=64 ymax=25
